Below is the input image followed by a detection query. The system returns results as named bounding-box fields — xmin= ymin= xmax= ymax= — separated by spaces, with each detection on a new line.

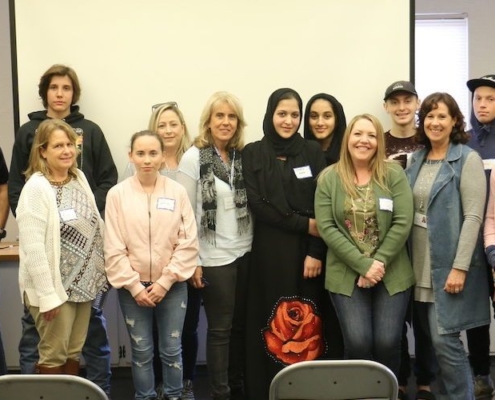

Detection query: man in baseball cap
xmin=383 ymin=80 xmax=418 ymax=101
xmin=466 ymin=74 xmax=495 ymax=398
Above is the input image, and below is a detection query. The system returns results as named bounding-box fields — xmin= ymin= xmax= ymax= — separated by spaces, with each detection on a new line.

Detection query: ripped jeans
xmin=118 ymin=282 xmax=187 ymax=400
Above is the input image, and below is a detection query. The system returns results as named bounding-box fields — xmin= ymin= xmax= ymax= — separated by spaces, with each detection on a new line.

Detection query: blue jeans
xmin=330 ymin=283 xmax=411 ymax=380
xmin=202 ymin=253 xmax=249 ymax=400
xmin=19 ymin=305 xmax=112 ymax=394
xmin=118 ymin=282 xmax=187 ymax=400
xmin=415 ymin=301 xmax=474 ymax=399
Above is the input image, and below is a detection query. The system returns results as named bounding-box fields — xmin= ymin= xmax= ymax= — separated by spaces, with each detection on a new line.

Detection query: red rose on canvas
xmin=263 ymin=298 xmax=324 ymax=365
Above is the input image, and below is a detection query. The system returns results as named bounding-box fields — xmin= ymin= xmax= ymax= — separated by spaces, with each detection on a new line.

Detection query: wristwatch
xmin=0 ymin=228 xmax=6 ymax=241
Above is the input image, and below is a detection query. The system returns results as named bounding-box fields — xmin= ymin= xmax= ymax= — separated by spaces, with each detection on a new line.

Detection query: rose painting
xmin=263 ymin=297 xmax=325 ymax=365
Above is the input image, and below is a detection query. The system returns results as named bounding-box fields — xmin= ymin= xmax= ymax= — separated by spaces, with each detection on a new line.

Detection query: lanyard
xmin=214 ymin=147 xmax=235 ymax=189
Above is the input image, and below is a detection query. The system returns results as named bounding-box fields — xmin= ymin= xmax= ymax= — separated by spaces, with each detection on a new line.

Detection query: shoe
xmin=474 ymin=375 xmax=494 ymax=398
xmin=156 ymin=383 xmax=165 ymax=400
xmin=181 ymin=379 xmax=195 ymax=400
xmin=415 ymin=389 xmax=435 ymax=400
xmin=398 ymin=388 xmax=409 ymax=400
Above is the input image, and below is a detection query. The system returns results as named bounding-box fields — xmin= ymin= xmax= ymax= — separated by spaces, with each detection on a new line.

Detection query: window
xmin=415 ymin=15 xmax=469 ymax=125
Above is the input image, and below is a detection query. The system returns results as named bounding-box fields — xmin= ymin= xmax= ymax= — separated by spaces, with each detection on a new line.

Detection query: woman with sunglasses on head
xmin=178 ymin=92 xmax=253 ymax=400
xmin=105 ymin=130 xmax=198 ymax=400
xmin=124 ymin=102 xmax=192 ymax=180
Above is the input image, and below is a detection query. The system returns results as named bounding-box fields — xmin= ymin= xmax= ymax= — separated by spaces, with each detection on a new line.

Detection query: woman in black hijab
xmin=303 ymin=93 xmax=347 ymax=360
xmin=242 ymin=88 xmax=327 ymax=400
xmin=304 ymin=93 xmax=347 ymax=166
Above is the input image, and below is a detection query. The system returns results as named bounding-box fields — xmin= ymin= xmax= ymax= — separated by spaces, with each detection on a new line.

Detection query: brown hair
xmin=416 ymin=92 xmax=468 ymax=147
xmin=38 ymin=64 xmax=81 ymax=108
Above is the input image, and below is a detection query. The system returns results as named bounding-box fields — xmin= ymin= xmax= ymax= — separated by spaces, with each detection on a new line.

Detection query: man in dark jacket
xmin=466 ymin=74 xmax=495 ymax=399
xmin=9 ymin=64 xmax=117 ymax=398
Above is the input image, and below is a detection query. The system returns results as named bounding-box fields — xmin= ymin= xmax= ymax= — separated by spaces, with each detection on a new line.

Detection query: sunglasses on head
xmin=151 ymin=101 xmax=178 ymax=111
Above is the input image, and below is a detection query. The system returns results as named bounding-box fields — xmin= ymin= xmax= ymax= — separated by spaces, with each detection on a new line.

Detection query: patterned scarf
xmin=199 ymin=146 xmax=250 ymax=244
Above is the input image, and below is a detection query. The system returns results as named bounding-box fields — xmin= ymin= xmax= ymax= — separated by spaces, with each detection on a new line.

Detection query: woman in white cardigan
xmin=16 ymin=119 xmax=107 ymax=374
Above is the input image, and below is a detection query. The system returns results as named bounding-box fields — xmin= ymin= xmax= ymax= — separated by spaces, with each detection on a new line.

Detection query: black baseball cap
xmin=466 ymin=75 xmax=495 ymax=92
xmin=384 ymin=80 xmax=418 ymax=101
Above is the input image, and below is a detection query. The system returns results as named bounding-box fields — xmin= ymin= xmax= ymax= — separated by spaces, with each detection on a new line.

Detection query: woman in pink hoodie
xmin=104 ymin=130 xmax=198 ymax=400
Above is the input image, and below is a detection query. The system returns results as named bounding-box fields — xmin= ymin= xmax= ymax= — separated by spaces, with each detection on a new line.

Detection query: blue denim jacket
xmin=406 ymin=143 xmax=490 ymax=334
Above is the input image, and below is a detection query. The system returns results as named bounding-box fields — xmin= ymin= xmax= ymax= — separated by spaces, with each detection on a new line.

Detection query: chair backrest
xmin=269 ymin=359 xmax=398 ymax=400
xmin=0 ymin=374 xmax=109 ymax=400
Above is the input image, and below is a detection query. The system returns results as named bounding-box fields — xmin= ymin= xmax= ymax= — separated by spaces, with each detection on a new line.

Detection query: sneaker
xmin=156 ymin=383 xmax=166 ymax=400
xmin=181 ymin=379 xmax=195 ymax=400
xmin=474 ymin=375 xmax=494 ymax=398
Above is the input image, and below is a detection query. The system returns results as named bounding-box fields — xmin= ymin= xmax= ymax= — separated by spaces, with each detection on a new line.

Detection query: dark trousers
xmin=182 ymin=284 xmax=202 ymax=380
xmin=398 ymin=299 xmax=438 ymax=387
xmin=466 ymin=263 xmax=493 ymax=377
xmin=202 ymin=253 xmax=249 ymax=400
xmin=467 ymin=322 xmax=491 ymax=376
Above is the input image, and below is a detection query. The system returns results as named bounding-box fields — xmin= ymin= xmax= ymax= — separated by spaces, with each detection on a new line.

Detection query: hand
xmin=147 ymin=282 xmax=167 ymax=304
xmin=134 ymin=288 xmax=156 ymax=307
xmin=364 ymin=260 xmax=385 ymax=285
xmin=444 ymin=268 xmax=467 ymax=294
xmin=189 ymin=266 xmax=206 ymax=289
xmin=42 ymin=306 xmax=61 ymax=322
xmin=303 ymin=256 xmax=322 ymax=278
xmin=357 ymin=276 xmax=374 ymax=288
xmin=308 ymin=218 xmax=320 ymax=238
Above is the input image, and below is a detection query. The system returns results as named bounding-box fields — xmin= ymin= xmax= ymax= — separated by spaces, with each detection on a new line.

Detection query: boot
xmin=63 ymin=358 xmax=80 ymax=376
xmin=35 ymin=363 xmax=64 ymax=374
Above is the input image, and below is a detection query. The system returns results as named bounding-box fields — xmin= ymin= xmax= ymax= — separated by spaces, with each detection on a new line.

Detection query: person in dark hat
xmin=383 ymin=81 xmax=437 ymax=400
xmin=466 ymin=74 xmax=495 ymax=398
xmin=383 ymin=80 xmax=421 ymax=168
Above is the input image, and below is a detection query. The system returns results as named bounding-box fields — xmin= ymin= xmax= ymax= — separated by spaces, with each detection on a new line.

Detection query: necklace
xmin=48 ymin=175 xmax=72 ymax=187
xmin=351 ymin=183 xmax=370 ymax=243
xmin=417 ymin=160 xmax=442 ymax=212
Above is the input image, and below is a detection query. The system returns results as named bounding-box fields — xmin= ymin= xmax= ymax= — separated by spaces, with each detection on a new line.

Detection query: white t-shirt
xmin=178 ymin=146 xmax=253 ymax=267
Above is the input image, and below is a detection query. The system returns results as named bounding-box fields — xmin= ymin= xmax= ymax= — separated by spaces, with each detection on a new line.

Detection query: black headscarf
xmin=258 ymin=88 xmax=315 ymax=216
xmin=303 ymin=93 xmax=347 ymax=166
xmin=262 ymin=88 xmax=306 ymax=157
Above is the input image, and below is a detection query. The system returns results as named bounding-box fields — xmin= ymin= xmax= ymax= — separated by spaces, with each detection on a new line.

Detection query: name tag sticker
xmin=157 ymin=197 xmax=175 ymax=211
xmin=379 ymin=198 xmax=393 ymax=212
xmin=483 ymin=159 xmax=495 ymax=170
xmin=224 ymin=195 xmax=235 ymax=210
xmin=414 ymin=212 xmax=427 ymax=228
xmin=60 ymin=208 xmax=77 ymax=222
xmin=293 ymin=166 xmax=313 ymax=179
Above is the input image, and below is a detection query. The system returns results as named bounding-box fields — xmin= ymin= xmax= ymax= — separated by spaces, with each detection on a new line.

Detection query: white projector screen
xmin=13 ymin=0 xmax=412 ymax=177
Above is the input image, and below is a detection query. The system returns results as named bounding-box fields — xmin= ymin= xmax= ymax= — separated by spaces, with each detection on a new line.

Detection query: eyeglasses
xmin=151 ymin=101 xmax=178 ymax=111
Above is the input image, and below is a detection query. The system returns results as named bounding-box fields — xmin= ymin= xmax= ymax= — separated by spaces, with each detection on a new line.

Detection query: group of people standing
xmin=3 ymin=62 xmax=495 ymax=400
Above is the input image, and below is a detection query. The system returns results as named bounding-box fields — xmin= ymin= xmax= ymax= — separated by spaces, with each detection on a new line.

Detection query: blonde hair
xmin=330 ymin=114 xmax=389 ymax=198
xmin=25 ymin=119 xmax=80 ymax=180
xmin=194 ymin=91 xmax=247 ymax=150
xmin=148 ymin=103 xmax=191 ymax=162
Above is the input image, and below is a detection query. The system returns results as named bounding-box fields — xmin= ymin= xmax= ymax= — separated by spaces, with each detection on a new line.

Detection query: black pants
xmin=202 ymin=253 xmax=250 ymax=400
xmin=398 ymin=300 xmax=438 ymax=387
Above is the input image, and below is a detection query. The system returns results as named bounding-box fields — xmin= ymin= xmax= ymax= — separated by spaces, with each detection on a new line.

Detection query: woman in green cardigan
xmin=315 ymin=113 xmax=414 ymax=383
